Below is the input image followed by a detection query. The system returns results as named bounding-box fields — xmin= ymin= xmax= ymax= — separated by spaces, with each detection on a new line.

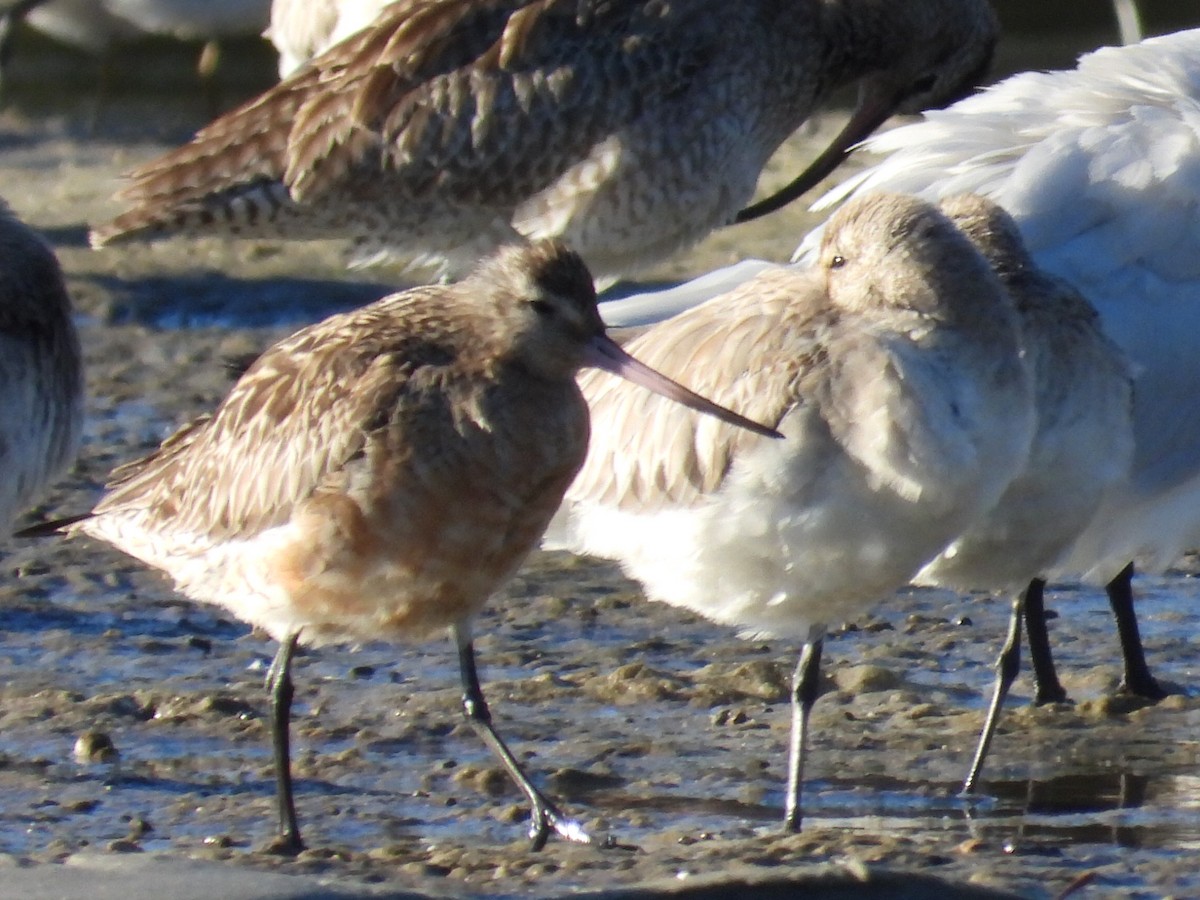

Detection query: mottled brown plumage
xmin=83 ymin=240 xmax=600 ymax=641
xmin=60 ymin=238 xmax=772 ymax=852
xmin=94 ymin=0 xmax=998 ymax=282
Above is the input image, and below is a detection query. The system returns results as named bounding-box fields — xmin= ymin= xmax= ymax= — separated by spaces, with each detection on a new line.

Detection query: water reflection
xmin=961 ymin=772 xmax=1200 ymax=853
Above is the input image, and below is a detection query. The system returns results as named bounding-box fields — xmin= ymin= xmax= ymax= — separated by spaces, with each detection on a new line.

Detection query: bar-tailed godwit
xmin=92 ymin=0 xmax=999 ymax=283
xmin=546 ymin=192 xmax=1035 ymax=830
xmin=23 ymin=239 xmax=776 ymax=853
xmin=911 ymin=195 xmax=1135 ymax=792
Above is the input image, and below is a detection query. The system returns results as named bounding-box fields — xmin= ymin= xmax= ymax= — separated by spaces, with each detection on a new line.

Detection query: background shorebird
xmin=0 ymin=0 xmax=270 ymax=67
xmin=0 ymin=199 xmax=83 ymax=538
xmin=91 ymin=0 xmax=999 ymax=284
xmin=21 ymin=240 xmax=776 ymax=853
xmin=0 ymin=0 xmax=271 ymax=114
xmin=912 ymin=195 xmax=1135 ymax=793
xmin=546 ymin=193 xmax=1035 ymax=831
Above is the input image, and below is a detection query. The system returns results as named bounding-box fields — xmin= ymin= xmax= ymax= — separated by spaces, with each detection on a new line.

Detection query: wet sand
xmin=1 ymin=16 xmax=1200 ymax=899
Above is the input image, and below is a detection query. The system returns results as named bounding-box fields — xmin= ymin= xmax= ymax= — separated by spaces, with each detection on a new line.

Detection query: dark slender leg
xmin=963 ymin=591 xmax=1024 ymax=794
xmin=196 ymin=39 xmax=224 ymax=118
xmin=1106 ymin=562 xmax=1166 ymax=700
xmin=783 ymin=637 xmax=823 ymax=832
xmin=265 ymin=632 xmax=304 ymax=854
xmin=452 ymin=625 xmax=589 ymax=850
xmin=1023 ymin=577 xmax=1069 ymax=704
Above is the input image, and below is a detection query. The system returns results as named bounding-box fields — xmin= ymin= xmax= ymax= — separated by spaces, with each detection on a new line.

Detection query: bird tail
xmin=90 ymin=68 xmax=320 ymax=247
xmin=91 ymin=180 xmax=303 ymax=247
xmin=15 ymin=511 xmax=92 ymax=538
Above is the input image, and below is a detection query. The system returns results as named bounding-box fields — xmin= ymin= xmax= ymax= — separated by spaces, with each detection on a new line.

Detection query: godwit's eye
xmin=830 ymin=255 xmax=846 ymax=269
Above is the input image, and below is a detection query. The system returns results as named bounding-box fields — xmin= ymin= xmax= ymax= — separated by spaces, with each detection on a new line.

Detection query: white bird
xmin=794 ymin=28 xmax=1200 ymax=709
xmin=912 ymin=194 xmax=1135 ymax=792
xmin=267 ymin=0 xmax=391 ymax=78
xmin=0 ymin=199 xmax=83 ymax=534
xmin=9 ymin=0 xmax=269 ymax=48
xmin=548 ymin=192 xmax=1034 ymax=830
xmin=90 ymin=0 xmax=998 ymax=285
xmin=21 ymin=240 xmax=776 ymax=854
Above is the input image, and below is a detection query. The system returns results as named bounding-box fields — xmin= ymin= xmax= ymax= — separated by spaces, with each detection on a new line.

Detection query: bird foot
xmin=261 ymin=832 xmax=305 ymax=857
xmin=528 ymin=804 xmax=593 ymax=851
xmin=1118 ymin=677 xmax=1168 ymax=703
xmin=1031 ymin=688 xmax=1071 ymax=706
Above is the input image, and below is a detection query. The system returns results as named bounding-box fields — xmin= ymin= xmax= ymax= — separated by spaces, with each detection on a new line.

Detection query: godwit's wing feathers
xmin=103 ymin=414 xmax=213 ymax=492
xmin=95 ymin=0 xmax=719 ymax=244
xmin=93 ymin=290 xmax=450 ymax=540
xmin=288 ymin=0 xmax=718 ymax=203
xmin=573 ymin=268 xmax=826 ymax=510
xmin=95 ymin=1 xmax=515 ymax=243
xmin=283 ymin=0 xmax=524 ymax=196
xmin=91 ymin=69 xmax=327 ymax=245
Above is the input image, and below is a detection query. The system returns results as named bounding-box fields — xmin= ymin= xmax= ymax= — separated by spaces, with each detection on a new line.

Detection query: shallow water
xmin=2 ymin=10 xmax=1200 ymax=899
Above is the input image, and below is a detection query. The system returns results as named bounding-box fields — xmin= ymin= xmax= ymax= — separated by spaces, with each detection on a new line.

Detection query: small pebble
xmin=73 ymin=732 xmax=118 ymax=764
xmin=187 ymin=636 xmax=213 ymax=653
xmin=127 ymin=817 xmax=153 ymax=838
xmin=833 ymin=664 xmax=901 ymax=694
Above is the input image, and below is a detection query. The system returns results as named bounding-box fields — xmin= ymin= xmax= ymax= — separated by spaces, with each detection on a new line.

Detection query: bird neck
xmin=816 ymin=0 xmax=965 ymax=85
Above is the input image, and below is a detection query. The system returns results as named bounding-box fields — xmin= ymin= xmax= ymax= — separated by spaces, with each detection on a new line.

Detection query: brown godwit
xmin=910 ymin=195 xmax=1134 ymax=793
xmin=91 ymin=0 xmax=999 ymax=283
xmin=23 ymin=239 xmax=777 ymax=853
xmin=0 ymin=199 xmax=83 ymax=535
xmin=545 ymin=192 xmax=1035 ymax=831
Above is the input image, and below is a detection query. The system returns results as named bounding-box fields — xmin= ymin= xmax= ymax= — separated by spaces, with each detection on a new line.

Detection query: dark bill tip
xmin=734 ymin=84 xmax=901 ymax=225
xmin=583 ymin=334 xmax=783 ymax=440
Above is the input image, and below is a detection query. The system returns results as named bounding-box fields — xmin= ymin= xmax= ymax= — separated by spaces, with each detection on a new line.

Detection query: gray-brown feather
xmin=575 ymin=267 xmax=829 ymax=509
